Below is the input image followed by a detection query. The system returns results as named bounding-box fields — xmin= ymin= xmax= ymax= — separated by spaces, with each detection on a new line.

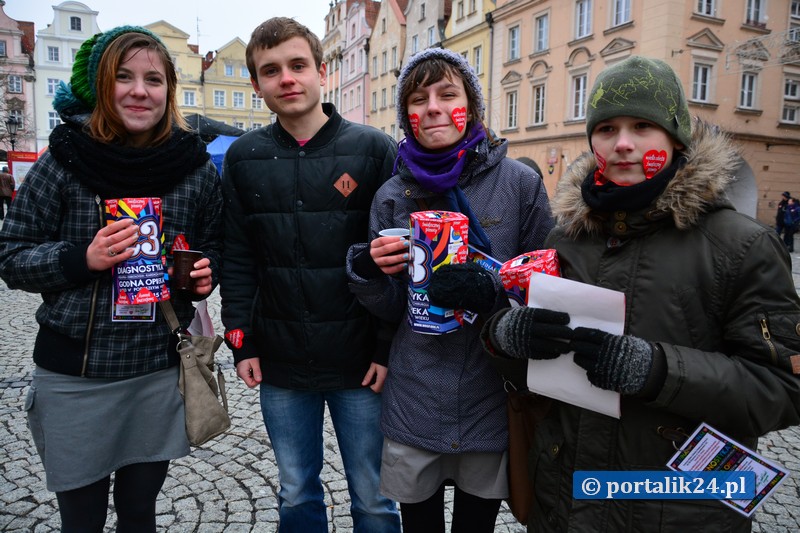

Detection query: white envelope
xmin=525 ymin=271 xmax=625 ymax=418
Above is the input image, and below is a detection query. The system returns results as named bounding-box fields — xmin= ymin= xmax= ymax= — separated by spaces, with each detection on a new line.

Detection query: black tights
xmin=400 ymin=483 xmax=502 ymax=533
xmin=55 ymin=461 xmax=169 ymax=533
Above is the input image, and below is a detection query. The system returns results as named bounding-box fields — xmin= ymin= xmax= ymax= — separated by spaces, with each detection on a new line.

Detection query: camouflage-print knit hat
xmin=586 ymin=56 xmax=692 ymax=148
xmin=53 ymin=26 xmax=162 ymax=115
xmin=396 ymin=47 xmax=484 ymax=137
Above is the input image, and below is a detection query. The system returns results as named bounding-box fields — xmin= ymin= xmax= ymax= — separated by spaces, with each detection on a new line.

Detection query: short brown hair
xmin=245 ymin=17 xmax=323 ymax=79
xmin=90 ymin=32 xmax=186 ymax=146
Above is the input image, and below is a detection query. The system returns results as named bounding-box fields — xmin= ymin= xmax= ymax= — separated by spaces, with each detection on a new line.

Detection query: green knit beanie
xmin=69 ymin=25 xmax=162 ymax=110
xmin=586 ymin=56 xmax=692 ymax=148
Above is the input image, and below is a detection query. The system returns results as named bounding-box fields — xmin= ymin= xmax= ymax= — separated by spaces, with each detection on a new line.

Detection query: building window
xmin=48 ymin=46 xmax=60 ymax=62
xmin=214 ymin=90 xmax=225 ymax=107
xmin=576 ymin=0 xmax=593 ymax=39
xmin=233 ymin=91 xmax=245 ymax=108
xmin=8 ymin=110 xmax=23 ymax=130
xmin=252 ymin=122 xmax=263 ymax=130
xmin=183 ymin=90 xmax=196 ymax=107
xmin=793 ymin=0 xmax=800 ymax=17
xmin=696 ymin=0 xmax=717 ymax=16
xmin=782 ymin=78 xmax=800 ymax=124
xmin=70 ymin=16 xmax=82 ymax=31
xmin=428 ymin=26 xmax=435 ymax=47
xmin=692 ymin=63 xmax=712 ymax=102
xmin=390 ymin=84 xmax=396 ymax=106
xmin=224 ymin=64 xmax=233 ymax=77
xmin=233 ymin=120 xmax=244 ymax=130
xmin=350 ymin=53 xmax=355 ymax=73
xmin=739 ymin=73 xmax=757 ymax=109
xmin=351 ymin=23 xmax=356 ymax=39
xmin=458 ymin=1 xmax=465 ymax=19
xmin=506 ymin=91 xmax=518 ymax=129
xmin=382 ymin=88 xmax=387 ymax=108
xmin=412 ymin=35 xmax=419 ymax=54
xmin=745 ymin=0 xmax=765 ymax=27
xmin=47 ymin=78 xmax=61 ymax=96
xmin=0 ymin=40 xmax=6 ymax=57
xmin=392 ymin=46 xmax=398 ymax=69
xmin=372 ymin=55 xmax=378 ymax=76
xmin=473 ymin=45 xmax=483 ymax=74
xmin=470 ymin=0 xmax=477 ymax=13
xmin=382 ymin=51 xmax=388 ymax=73
xmin=344 ymin=92 xmax=349 ymax=111
xmin=420 ymin=2 xmax=426 ymax=19
xmin=612 ymin=0 xmax=631 ymax=26
xmin=509 ymin=26 xmax=520 ymax=61
xmin=571 ymin=73 xmax=588 ymax=119
xmin=535 ymin=13 xmax=549 ymax=53
xmin=390 ymin=124 xmax=396 ymax=139
xmin=71 ymin=48 xmax=78 ymax=62
xmin=241 ymin=65 xmax=249 ymax=78
xmin=251 ymin=93 xmax=262 ymax=109
xmin=532 ymin=83 xmax=546 ymax=125
xmin=8 ymin=75 xmax=22 ymax=94
xmin=48 ymin=111 xmax=62 ymax=130
xmin=371 ymin=91 xmax=377 ymax=111
xmin=382 ymin=18 xmax=386 ymax=34
xmin=791 ymin=1 xmax=800 ymax=42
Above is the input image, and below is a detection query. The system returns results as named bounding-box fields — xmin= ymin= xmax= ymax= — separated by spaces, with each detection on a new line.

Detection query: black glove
xmin=428 ymin=262 xmax=498 ymax=314
xmin=570 ymin=327 xmax=654 ymax=395
xmin=482 ymin=307 xmax=573 ymax=360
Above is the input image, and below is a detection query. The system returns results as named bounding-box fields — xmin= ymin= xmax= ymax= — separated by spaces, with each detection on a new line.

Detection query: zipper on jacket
xmin=81 ymin=195 xmax=104 ymax=377
xmin=759 ymin=317 xmax=778 ymax=366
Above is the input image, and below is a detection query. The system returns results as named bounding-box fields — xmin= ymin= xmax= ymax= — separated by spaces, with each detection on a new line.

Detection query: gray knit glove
xmin=482 ymin=307 xmax=573 ymax=360
xmin=570 ymin=327 xmax=654 ymax=395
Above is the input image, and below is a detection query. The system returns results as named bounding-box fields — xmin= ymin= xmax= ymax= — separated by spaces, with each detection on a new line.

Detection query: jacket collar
xmin=272 ymin=103 xmax=342 ymax=149
xmin=552 ymin=119 xmax=741 ymax=238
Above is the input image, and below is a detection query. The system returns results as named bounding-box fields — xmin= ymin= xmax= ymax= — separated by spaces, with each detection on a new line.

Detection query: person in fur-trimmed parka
xmin=482 ymin=56 xmax=800 ymax=532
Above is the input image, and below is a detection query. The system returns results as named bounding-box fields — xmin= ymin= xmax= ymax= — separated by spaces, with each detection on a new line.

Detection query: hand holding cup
xmin=371 ymin=228 xmax=410 ymax=276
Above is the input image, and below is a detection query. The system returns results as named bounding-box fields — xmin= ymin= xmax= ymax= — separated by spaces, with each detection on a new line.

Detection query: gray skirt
xmin=380 ymin=437 xmax=509 ymax=503
xmin=26 ymin=365 xmax=190 ymax=492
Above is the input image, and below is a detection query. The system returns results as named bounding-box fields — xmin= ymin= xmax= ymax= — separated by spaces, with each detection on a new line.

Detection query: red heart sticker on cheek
xmin=451 ymin=107 xmax=467 ymax=132
xmin=595 ymin=151 xmax=607 ymax=174
xmin=408 ymin=114 xmax=420 ymax=138
xmin=642 ymin=150 xmax=668 ymax=179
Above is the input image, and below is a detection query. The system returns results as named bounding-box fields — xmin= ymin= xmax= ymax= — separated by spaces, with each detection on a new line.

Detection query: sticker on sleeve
xmin=225 ymin=329 xmax=244 ymax=349
xmin=451 ymin=107 xmax=467 ymax=132
xmin=408 ymin=114 xmax=420 ymax=138
xmin=172 ymin=234 xmax=190 ymax=252
xmin=643 ymin=150 xmax=667 ymax=179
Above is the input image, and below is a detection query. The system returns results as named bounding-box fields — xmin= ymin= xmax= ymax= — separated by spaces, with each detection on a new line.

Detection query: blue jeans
xmin=260 ymin=384 xmax=400 ymax=533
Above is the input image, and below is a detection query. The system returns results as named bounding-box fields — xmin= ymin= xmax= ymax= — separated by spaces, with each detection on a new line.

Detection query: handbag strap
xmin=158 ymin=300 xmax=182 ymax=335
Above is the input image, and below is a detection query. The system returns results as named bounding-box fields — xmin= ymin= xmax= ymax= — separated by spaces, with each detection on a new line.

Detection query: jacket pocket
xmin=25 ymin=386 xmax=46 ymax=459
xmin=530 ymin=417 xmax=564 ymax=524
xmin=758 ymin=311 xmax=800 ymax=371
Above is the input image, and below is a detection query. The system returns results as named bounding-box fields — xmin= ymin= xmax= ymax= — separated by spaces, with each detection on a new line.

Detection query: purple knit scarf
xmin=394 ymin=123 xmax=486 ymax=193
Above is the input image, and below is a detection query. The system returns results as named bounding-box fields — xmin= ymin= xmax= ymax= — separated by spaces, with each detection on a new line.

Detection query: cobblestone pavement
xmin=2 ymin=238 xmax=800 ymax=531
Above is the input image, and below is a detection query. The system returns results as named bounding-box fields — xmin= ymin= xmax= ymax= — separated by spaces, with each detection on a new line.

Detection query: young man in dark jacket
xmin=220 ymin=17 xmax=400 ymax=533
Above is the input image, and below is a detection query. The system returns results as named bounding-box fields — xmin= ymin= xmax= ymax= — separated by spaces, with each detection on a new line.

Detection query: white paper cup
xmin=379 ymin=228 xmax=410 ymax=238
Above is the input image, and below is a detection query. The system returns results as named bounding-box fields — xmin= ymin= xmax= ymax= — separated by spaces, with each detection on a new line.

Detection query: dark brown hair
xmin=246 ymin=17 xmax=323 ymax=79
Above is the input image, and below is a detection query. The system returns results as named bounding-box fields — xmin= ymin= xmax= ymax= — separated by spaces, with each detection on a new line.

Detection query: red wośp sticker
xmin=408 ymin=114 xmax=420 ymax=138
xmin=225 ymin=329 xmax=244 ymax=349
xmin=643 ymin=150 xmax=668 ymax=179
xmin=451 ymin=107 xmax=467 ymax=132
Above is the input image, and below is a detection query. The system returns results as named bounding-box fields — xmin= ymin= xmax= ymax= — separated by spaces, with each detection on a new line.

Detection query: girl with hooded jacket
xmin=346 ymin=48 xmax=554 ymax=531
xmin=482 ymin=56 xmax=800 ymax=532
xmin=0 ymin=27 xmax=222 ymax=532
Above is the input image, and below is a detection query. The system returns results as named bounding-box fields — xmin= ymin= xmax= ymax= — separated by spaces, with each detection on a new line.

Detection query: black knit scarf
xmin=48 ymin=121 xmax=210 ymax=199
xmin=581 ymin=155 xmax=686 ymax=212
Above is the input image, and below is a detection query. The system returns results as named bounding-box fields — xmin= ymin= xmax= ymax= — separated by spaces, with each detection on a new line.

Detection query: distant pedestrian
xmin=0 ymin=166 xmax=13 ymax=219
xmin=784 ymin=197 xmax=800 ymax=252
xmin=776 ymin=191 xmax=791 ymax=236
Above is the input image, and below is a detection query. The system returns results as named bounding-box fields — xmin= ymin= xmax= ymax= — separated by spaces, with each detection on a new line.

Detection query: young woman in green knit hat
xmin=480 ymin=56 xmax=800 ymax=531
xmin=0 ymin=27 xmax=222 ymax=531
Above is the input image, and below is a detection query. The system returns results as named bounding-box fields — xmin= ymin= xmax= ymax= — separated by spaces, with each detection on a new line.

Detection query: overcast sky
xmin=4 ymin=0 xmax=330 ymax=53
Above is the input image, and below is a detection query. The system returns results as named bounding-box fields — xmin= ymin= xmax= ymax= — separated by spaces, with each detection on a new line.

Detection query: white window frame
xmin=571 ymin=73 xmax=588 ymax=120
xmin=392 ymin=46 xmax=398 ymax=69
xmin=0 ymin=40 xmax=6 ymax=57
xmin=47 ymin=78 xmax=61 ymax=96
xmin=696 ymin=0 xmax=717 ymax=16
xmin=8 ymin=110 xmax=23 ymax=130
xmin=458 ymin=0 xmax=465 ymax=19
xmin=251 ymin=93 xmax=262 ymax=109
xmin=575 ymin=0 xmax=593 ymax=39
xmin=48 ymin=46 xmax=60 ymax=62
xmin=48 ymin=111 xmax=62 ymax=130
xmin=412 ymin=35 xmax=419 ymax=54
xmin=506 ymin=91 xmax=519 ymax=129
xmin=371 ymin=91 xmax=377 ymax=112
xmin=382 ymin=51 xmax=387 ymax=73
xmin=509 ymin=26 xmax=520 ymax=61
xmin=224 ymin=64 xmax=234 ymax=77
xmin=233 ymin=120 xmax=245 ymax=130
xmin=692 ymin=63 xmax=713 ymax=102
xmin=428 ymin=26 xmax=435 ymax=47
xmin=8 ymin=75 xmax=22 ymax=93
xmin=372 ymin=55 xmax=378 ymax=76
xmin=240 ymin=65 xmax=249 ymax=78
xmin=70 ymin=16 xmax=81 ymax=31
xmin=612 ymin=0 xmax=631 ymax=26
xmin=739 ymin=72 xmax=757 ymax=109
xmin=233 ymin=91 xmax=245 ymax=109
xmin=782 ymin=77 xmax=800 ymax=124
xmin=473 ymin=45 xmax=483 ymax=75
xmin=382 ymin=88 xmax=387 ymax=108
xmin=183 ymin=90 xmax=196 ymax=107
xmin=214 ymin=90 xmax=225 ymax=107
xmin=535 ymin=13 xmax=549 ymax=53
xmin=390 ymin=84 xmax=396 ymax=106
xmin=357 ymin=86 xmax=362 ymax=107
xmin=793 ymin=0 xmax=800 ymax=17
xmin=745 ymin=0 xmax=765 ymax=26
xmin=532 ymin=82 xmax=546 ymax=126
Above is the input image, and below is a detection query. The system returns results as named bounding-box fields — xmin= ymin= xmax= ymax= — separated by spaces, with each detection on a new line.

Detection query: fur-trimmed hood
xmin=551 ymin=119 xmax=741 ymax=238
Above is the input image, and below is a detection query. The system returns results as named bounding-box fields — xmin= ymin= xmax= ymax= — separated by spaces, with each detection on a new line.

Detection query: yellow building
xmin=369 ymin=0 xmax=408 ymax=139
xmin=487 ymin=0 xmax=800 ymax=224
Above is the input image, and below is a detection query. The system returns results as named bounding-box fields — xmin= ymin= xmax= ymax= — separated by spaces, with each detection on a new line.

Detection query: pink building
xmin=0 ymin=0 xmax=35 ymax=155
